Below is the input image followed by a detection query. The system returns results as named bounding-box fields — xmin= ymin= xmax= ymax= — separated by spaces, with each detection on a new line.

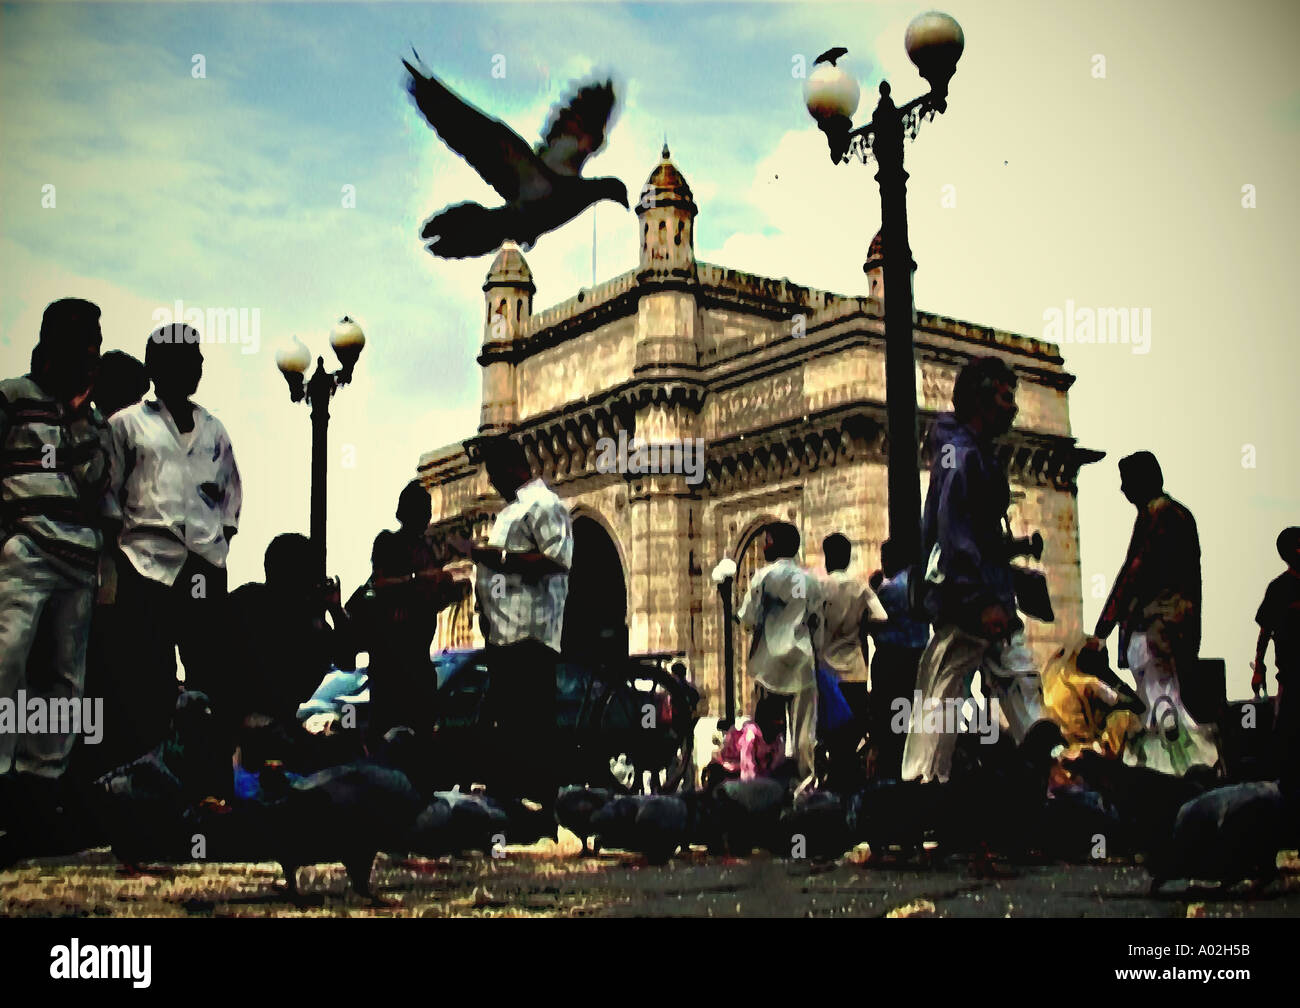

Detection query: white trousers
xmin=1121 ymin=631 xmax=1219 ymax=775
xmin=900 ymin=625 xmax=1047 ymax=784
xmin=1126 ymin=631 xmax=1195 ymax=732
xmin=757 ymin=682 xmax=818 ymax=781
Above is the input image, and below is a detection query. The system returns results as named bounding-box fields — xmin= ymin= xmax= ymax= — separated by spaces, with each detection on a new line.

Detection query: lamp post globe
xmin=275 ymin=335 xmax=311 ymax=401
xmin=904 ymin=11 xmax=963 ymax=104
xmin=804 ymin=61 xmax=860 ymax=123
xmin=804 ymin=60 xmax=860 ymax=163
xmin=329 ymin=315 xmax=366 ymax=382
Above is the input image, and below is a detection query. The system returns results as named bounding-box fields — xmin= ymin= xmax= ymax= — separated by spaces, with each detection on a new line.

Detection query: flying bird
xmin=403 ymin=54 xmax=629 ymax=258
xmin=814 ymin=47 xmax=848 ymax=67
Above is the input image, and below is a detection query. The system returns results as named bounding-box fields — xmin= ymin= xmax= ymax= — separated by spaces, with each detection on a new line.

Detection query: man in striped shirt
xmin=0 ymin=298 xmax=116 ymax=801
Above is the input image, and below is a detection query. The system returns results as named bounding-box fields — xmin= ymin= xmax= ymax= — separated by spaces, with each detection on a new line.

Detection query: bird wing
xmin=535 ymin=78 xmax=618 ymax=177
xmin=404 ymin=60 xmax=550 ymax=204
xmin=419 ymin=201 xmax=517 ymax=259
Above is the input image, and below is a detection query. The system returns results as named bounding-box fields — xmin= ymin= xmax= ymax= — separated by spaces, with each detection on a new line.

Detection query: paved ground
xmin=3 ymin=843 xmax=1298 ymax=917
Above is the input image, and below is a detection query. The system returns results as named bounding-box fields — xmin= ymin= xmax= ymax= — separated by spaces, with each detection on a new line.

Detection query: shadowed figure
xmin=403 ymin=54 xmax=628 ymax=257
xmin=91 ymin=691 xmax=225 ymax=872
xmin=91 ymin=350 xmax=148 ymax=420
xmin=1087 ymin=450 xmax=1217 ymax=776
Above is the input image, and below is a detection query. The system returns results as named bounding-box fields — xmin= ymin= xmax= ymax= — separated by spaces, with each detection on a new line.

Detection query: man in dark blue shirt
xmin=868 ymin=539 xmax=930 ymax=780
xmin=901 ymin=356 xmax=1056 ymax=785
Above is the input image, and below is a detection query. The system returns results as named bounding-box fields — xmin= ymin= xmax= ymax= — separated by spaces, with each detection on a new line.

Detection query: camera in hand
xmin=1005 ymin=530 xmax=1043 ymax=561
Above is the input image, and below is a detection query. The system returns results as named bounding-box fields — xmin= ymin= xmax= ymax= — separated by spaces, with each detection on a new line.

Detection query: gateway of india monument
xmin=418 ymin=145 xmax=1102 ymax=718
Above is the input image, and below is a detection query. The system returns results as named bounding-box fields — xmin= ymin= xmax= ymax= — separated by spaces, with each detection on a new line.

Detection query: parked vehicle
xmin=426 ymin=649 xmax=700 ymax=794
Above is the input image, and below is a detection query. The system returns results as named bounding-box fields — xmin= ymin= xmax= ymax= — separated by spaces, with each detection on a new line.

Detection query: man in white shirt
xmin=109 ymin=325 xmax=241 ymax=755
xmin=738 ymin=521 xmax=823 ymax=781
xmin=448 ymin=435 xmax=573 ymax=805
xmin=819 ymin=532 xmax=887 ymax=717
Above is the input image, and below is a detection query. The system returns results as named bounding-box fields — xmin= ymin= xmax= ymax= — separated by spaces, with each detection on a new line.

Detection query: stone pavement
xmin=2 ymin=845 xmax=1298 ymax=918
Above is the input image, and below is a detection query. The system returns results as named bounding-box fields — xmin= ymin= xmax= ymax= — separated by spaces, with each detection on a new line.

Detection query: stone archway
xmin=562 ymin=514 xmax=628 ymax=662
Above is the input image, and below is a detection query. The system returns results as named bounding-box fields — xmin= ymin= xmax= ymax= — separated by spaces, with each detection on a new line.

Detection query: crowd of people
xmin=0 ymin=300 xmax=576 ymax=857
xmin=0 ymin=297 xmax=1296 ymax=869
xmin=711 ymin=354 xmax=1298 ymax=855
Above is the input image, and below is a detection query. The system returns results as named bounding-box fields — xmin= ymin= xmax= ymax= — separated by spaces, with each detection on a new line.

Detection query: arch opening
xmin=562 ymin=514 xmax=628 ymax=663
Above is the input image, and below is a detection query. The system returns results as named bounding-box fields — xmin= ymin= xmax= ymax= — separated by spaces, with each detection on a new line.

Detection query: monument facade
xmin=418 ymin=145 xmax=1101 ymax=718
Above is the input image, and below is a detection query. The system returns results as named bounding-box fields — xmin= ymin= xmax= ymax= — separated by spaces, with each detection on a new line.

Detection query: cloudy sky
xmin=2 ymin=0 xmax=1296 ymax=697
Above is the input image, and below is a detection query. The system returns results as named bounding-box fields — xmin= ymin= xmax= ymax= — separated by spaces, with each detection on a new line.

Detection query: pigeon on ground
xmin=1066 ymin=751 xmax=1210 ymax=858
xmin=1147 ymin=781 xmax=1286 ymax=895
xmin=584 ymin=792 xmax=691 ymax=863
xmin=92 ymin=691 xmax=223 ymax=870
xmin=410 ymin=787 xmax=510 ymax=857
xmin=258 ymin=761 xmax=425 ymax=903
xmin=588 ymin=794 xmax=643 ymax=853
xmin=632 ymin=795 xmax=690 ymax=864
xmin=779 ymin=790 xmax=849 ymax=861
xmin=554 ymin=786 xmax=614 ymax=853
xmin=403 ymin=54 xmax=629 ymax=258
xmin=1037 ymin=785 xmax=1124 ymax=862
xmin=711 ymin=776 xmax=787 ymax=856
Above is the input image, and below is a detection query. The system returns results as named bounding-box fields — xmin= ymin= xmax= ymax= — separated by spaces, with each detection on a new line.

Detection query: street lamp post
xmin=803 ymin=11 xmax=964 ymax=569
xmin=275 ymin=317 xmax=367 ymax=580
xmin=711 ymin=557 xmax=739 ymax=727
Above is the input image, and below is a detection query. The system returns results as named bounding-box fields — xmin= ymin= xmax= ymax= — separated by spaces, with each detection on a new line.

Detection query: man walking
xmin=110 ymin=324 xmax=241 ymax=756
xmin=738 ymin=521 xmax=823 ymax=785
xmin=1087 ymin=451 xmax=1216 ymax=773
xmin=0 ymin=298 xmax=115 ymax=843
xmin=448 ymin=436 xmax=572 ymax=808
xmin=902 ymin=356 xmax=1056 ymax=786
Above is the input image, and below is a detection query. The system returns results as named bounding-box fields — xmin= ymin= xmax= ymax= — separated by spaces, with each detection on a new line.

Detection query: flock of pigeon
xmin=86 ymin=690 xmax=1295 ymax=905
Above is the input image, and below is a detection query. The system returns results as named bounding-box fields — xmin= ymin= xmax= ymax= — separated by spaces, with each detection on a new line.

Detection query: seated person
xmin=1043 ymin=638 xmax=1144 ymax=760
xmin=225 ymin=533 xmax=353 ymax=764
xmin=703 ymin=695 xmax=791 ymax=791
xmin=232 ymin=715 xmax=304 ymax=803
xmin=1042 ymin=637 xmax=1144 ymax=793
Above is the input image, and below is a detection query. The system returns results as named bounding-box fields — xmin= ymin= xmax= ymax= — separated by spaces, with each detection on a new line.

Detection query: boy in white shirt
xmin=738 ymin=521 xmax=823 ymax=782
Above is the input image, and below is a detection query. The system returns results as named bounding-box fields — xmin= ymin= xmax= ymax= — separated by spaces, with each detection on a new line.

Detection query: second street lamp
xmin=275 ymin=316 xmax=367 ymax=580
xmin=803 ymin=10 xmax=964 ymax=571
